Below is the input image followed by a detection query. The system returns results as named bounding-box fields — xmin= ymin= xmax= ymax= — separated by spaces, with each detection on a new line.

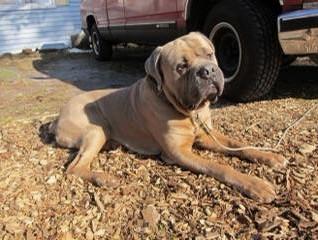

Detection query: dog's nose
xmin=197 ymin=65 xmax=218 ymax=80
xmin=197 ymin=66 xmax=210 ymax=80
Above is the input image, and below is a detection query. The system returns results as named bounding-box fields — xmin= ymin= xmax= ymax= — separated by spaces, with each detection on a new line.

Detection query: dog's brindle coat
xmin=51 ymin=32 xmax=286 ymax=203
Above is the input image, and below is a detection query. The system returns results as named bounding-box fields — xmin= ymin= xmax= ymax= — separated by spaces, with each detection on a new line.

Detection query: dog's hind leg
xmin=66 ymin=126 xmax=119 ymax=187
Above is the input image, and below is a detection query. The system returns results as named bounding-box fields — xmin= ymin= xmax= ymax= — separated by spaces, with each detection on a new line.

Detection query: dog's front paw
xmin=260 ymin=152 xmax=288 ymax=168
xmin=240 ymin=176 xmax=276 ymax=203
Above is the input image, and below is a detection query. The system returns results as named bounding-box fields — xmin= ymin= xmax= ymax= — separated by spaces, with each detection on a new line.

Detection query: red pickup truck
xmin=80 ymin=0 xmax=318 ymax=101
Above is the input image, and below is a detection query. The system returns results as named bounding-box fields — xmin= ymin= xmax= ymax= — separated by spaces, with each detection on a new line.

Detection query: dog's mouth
xmin=182 ymin=82 xmax=221 ymax=111
xmin=208 ymin=93 xmax=219 ymax=103
xmin=182 ymin=92 xmax=219 ymax=111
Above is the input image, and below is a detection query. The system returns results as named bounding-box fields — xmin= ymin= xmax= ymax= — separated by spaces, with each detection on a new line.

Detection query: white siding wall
xmin=0 ymin=0 xmax=81 ymax=54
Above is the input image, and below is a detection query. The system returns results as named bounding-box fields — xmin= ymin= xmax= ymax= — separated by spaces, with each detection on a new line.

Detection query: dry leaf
xmin=299 ymin=144 xmax=316 ymax=155
xmin=142 ymin=205 xmax=160 ymax=227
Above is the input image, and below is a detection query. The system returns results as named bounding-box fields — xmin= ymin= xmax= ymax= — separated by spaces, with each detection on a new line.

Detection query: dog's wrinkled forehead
xmin=162 ymin=32 xmax=215 ymax=64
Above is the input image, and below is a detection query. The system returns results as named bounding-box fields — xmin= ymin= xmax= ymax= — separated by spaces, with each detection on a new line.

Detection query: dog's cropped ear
xmin=145 ymin=46 xmax=163 ymax=92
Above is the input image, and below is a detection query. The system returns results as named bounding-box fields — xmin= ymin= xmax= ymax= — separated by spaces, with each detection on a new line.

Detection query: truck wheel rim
xmin=209 ymin=22 xmax=242 ymax=83
xmin=92 ymin=31 xmax=100 ymax=56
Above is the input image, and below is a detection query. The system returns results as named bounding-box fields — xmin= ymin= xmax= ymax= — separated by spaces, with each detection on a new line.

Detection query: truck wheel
xmin=203 ymin=0 xmax=281 ymax=101
xmin=282 ymin=55 xmax=297 ymax=67
xmin=90 ymin=24 xmax=112 ymax=61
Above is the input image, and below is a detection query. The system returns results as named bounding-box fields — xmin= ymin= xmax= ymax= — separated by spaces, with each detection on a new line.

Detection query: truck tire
xmin=203 ymin=0 xmax=281 ymax=101
xmin=282 ymin=55 xmax=296 ymax=67
xmin=90 ymin=24 xmax=112 ymax=61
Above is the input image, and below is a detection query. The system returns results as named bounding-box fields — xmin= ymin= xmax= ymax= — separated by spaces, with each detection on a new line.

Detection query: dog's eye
xmin=176 ymin=63 xmax=188 ymax=74
xmin=207 ymin=53 xmax=213 ymax=59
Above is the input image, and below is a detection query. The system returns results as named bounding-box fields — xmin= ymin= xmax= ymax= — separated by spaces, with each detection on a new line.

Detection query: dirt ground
xmin=0 ymin=49 xmax=318 ymax=240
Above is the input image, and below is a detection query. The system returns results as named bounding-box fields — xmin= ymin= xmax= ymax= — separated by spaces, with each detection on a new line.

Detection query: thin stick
xmin=195 ymin=102 xmax=318 ymax=152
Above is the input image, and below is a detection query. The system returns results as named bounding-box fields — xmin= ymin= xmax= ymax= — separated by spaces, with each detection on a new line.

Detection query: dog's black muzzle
xmin=196 ymin=63 xmax=224 ymax=99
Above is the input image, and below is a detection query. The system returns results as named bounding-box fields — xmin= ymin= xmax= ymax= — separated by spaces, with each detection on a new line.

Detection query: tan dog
xmin=51 ymin=32 xmax=286 ymax=203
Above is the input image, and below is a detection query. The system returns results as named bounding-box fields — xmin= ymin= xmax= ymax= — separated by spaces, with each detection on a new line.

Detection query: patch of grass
xmin=0 ymin=68 xmax=18 ymax=81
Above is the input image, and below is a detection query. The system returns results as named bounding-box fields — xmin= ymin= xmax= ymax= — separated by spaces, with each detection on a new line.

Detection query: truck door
xmin=107 ymin=0 xmax=125 ymax=41
xmin=123 ymin=0 xmax=180 ymax=44
xmin=93 ymin=0 xmax=108 ymax=30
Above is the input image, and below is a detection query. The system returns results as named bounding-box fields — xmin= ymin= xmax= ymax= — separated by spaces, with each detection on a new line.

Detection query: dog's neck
xmin=146 ymin=75 xmax=192 ymax=116
xmin=146 ymin=75 xmax=169 ymax=103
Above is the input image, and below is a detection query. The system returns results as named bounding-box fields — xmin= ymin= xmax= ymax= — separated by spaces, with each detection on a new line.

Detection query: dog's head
xmin=145 ymin=32 xmax=224 ymax=115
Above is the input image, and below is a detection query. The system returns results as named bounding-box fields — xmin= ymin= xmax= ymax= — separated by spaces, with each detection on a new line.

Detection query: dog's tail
xmin=48 ymin=119 xmax=58 ymax=135
xmin=39 ymin=118 xmax=58 ymax=144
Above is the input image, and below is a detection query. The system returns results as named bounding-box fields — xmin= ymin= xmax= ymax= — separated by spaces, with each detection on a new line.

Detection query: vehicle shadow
xmin=270 ymin=64 xmax=318 ymax=100
xmin=33 ymin=48 xmax=318 ymax=102
xmin=32 ymin=46 xmax=153 ymax=91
